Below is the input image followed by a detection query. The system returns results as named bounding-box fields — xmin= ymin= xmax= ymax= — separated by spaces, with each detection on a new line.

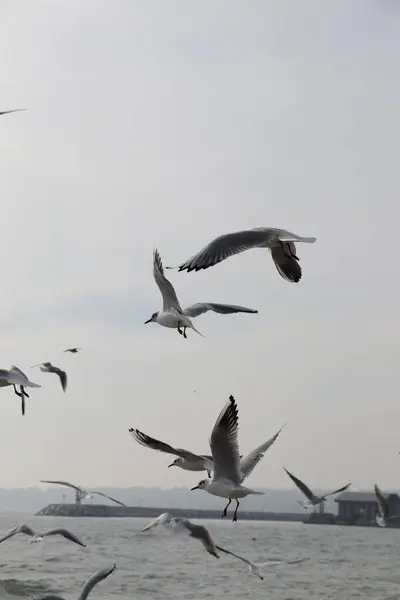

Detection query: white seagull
xmin=141 ymin=512 xmax=263 ymax=579
xmin=190 ymin=395 xmax=264 ymax=521
xmin=31 ymin=362 xmax=67 ymax=392
xmin=32 ymin=564 xmax=116 ymax=600
xmin=0 ymin=524 xmax=86 ymax=546
xmin=374 ymin=484 xmax=395 ymax=527
xmin=145 ymin=248 xmax=258 ymax=338
xmin=129 ymin=428 xmax=214 ymax=477
xmin=0 ymin=365 xmax=41 ymax=415
xmin=129 ymin=422 xmax=284 ymax=481
xmin=40 ymin=480 xmax=125 ymax=506
xmin=0 ymin=109 xmax=26 ymax=116
xmin=168 ymin=227 xmax=317 ymax=283
xmin=284 ymin=468 xmax=351 ymax=507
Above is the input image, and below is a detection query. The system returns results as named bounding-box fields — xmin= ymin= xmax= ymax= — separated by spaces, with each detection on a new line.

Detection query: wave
xmin=0 ymin=578 xmax=50 ymax=598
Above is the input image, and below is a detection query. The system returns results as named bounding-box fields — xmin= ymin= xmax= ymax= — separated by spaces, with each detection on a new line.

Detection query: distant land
xmin=0 ymin=486 xmax=343 ymax=513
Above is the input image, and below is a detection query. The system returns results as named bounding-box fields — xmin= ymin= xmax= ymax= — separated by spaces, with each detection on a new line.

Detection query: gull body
xmin=0 ymin=365 xmax=41 ymax=415
xmin=32 ymin=564 xmax=116 ymax=600
xmin=191 ymin=395 xmax=264 ymax=521
xmin=129 ymin=428 xmax=214 ymax=477
xmin=31 ymin=362 xmax=67 ymax=392
xmin=284 ymin=468 xmax=350 ymax=506
xmin=0 ymin=524 xmax=85 ymax=546
xmin=169 ymin=227 xmax=316 ymax=283
xmin=40 ymin=480 xmax=124 ymax=506
xmin=145 ymin=249 xmax=258 ymax=339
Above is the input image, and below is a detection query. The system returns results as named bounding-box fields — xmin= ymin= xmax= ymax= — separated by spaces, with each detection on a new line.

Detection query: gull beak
xmin=190 ymin=485 xmax=199 ymax=491
xmin=144 ymin=318 xmax=152 ymax=324
xmin=168 ymin=463 xmax=175 ymax=468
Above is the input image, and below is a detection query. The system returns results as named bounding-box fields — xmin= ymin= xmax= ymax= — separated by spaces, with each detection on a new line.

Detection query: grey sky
xmin=0 ymin=0 xmax=399 ymax=491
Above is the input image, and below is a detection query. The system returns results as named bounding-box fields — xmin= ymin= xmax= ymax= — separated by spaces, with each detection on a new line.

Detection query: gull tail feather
xmin=188 ymin=321 xmax=206 ymax=338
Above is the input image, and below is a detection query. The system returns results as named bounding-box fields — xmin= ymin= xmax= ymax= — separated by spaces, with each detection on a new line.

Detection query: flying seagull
xmin=32 ymin=564 xmax=116 ymax=600
xmin=190 ymin=395 xmax=264 ymax=521
xmin=31 ymin=362 xmax=67 ymax=392
xmin=40 ymin=480 xmax=125 ymax=506
xmin=129 ymin=428 xmax=214 ymax=477
xmin=129 ymin=423 xmax=284 ymax=482
xmin=168 ymin=227 xmax=316 ymax=283
xmin=284 ymin=468 xmax=351 ymax=506
xmin=0 ymin=109 xmax=26 ymax=116
xmin=0 ymin=524 xmax=85 ymax=546
xmin=64 ymin=347 xmax=81 ymax=353
xmin=0 ymin=365 xmax=41 ymax=415
xmin=374 ymin=484 xmax=395 ymax=527
xmin=142 ymin=512 xmax=263 ymax=579
xmin=145 ymin=248 xmax=258 ymax=338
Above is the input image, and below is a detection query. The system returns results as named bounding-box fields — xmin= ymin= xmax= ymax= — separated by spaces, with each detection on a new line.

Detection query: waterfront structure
xmin=335 ymin=491 xmax=400 ymax=525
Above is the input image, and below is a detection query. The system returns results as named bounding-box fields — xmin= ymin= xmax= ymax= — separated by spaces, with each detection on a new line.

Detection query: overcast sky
xmin=0 ymin=0 xmax=399 ymax=493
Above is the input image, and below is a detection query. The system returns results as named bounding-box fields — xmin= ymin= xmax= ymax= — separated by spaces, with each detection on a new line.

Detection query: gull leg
xmin=177 ymin=324 xmax=183 ymax=336
xmin=183 ymin=326 xmax=187 ymax=339
xmin=233 ymin=500 xmax=240 ymax=522
xmin=221 ymin=498 xmax=231 ymax=519
xmin=207 ymin=470 xmax=211 ymax=478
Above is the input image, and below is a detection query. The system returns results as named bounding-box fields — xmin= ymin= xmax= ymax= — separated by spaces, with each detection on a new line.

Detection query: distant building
xmin=335 ymin=491 xmax=400 ymax=525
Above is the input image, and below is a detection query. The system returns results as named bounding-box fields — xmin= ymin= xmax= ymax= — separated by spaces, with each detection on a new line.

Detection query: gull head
xmin=191 ymin=479 xmax=209 ymax=491
xmin=168 ymin=458 xmax=183 ymax=468
xmin=144 ymin=312 xmax=159 ymax=325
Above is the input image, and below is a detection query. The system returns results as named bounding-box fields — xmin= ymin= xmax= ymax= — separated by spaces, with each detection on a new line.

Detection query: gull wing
xmin=216 ymin=545 xmax=263 ymax=580
xmin=89 ymin=491 xmax=126 ymax=506
xmin=0 ymin=524 xmax=35 ymax=543
xmin=270 ymin=243 xmax=302 ymax=283
xmin=78 ymin=565 xmax=116 ymax=600
xmin=183 ymin=303 xmax=258 ymax=318
xmin=153 ymin=248 xmax=183 ymax=312
xmin=40 ymin=480 xmax=84 ymax=493
xmin=325 ymin=483 xmax=351 ymax=498
xmin=284 ymin=468 xmax=315 ymax=502
xmin=43 ymin=528 xmax=86 ymax=547
xmin=129 ymin=428 xmax=204 ymax=461
xmin=0 ymin=109 xmax=26 ymax=116
xmin=142 ymin=512 xmax=173 ymax=532
xmin=209 ymin=395 xmax=241 ymax=485
xmin=9 ymin=365 xmax=41 ymax=388
xmin=175 ymin=519 xmax=219 ymax=558
xmin=240 ymin=425 xmax=285 ymax=482
xmin=374 ymin=484 xmax=389 ymax=521
xmin=50 ymin=366 xmax=67 ymax=392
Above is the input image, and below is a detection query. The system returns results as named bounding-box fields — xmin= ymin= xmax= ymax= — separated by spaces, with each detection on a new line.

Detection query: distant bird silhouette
xmin=31 ymin=362 xmax=67 ymax=392
xmin=0 ymin=524 xmax=85 ymax=546
xmin=64 ymin=347 xmax=81 ymax=353
xmin=284 ymin=468 xmax=350 ymax=507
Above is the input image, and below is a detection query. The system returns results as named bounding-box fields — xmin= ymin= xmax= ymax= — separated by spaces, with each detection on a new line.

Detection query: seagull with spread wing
xmin=144 ymin=248 xmax=258 ymax=338
xmin=31 ymin=362 xmax=67 ymax=392
xmin=40 ymin=480 xmax=124 ymax=506
xmin=32 ymin=564 xmax=116 ymax=600
xmin=0 ymin=524 xmax=85 ymax=546
xmin=168 ymin=227 xmax=316 ymax=283
xmin=284 ymin=468 xmax=350 ymax=506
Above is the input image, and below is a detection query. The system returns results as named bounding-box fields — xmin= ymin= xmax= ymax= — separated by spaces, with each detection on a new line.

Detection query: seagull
xmin=284 ymin=468 xmax=351 ymax=507
xmin=31 ymin=362 xmax=67 ymax=392
xmin=40 ymin=480 xmax=124 ymax=506
xmin=0 ymin=524 xmax=85 ymax=546
xmin=374 ymin=484 xmax=395 ymax=527
xmin=142 ymin=512 xmax=263 ymax=578
xmin=0 ymin=365 xmax=41 ymax=415
xmin=0 ymin=109 xmax=26 ymax=116
xmin=129 ymin=428 xmax=214 ymax=477
xmin=64 ymin=347 xmax=81 ymax=353
xmin=32 ymin=564 xmax=116 ymax=600
xmin=129 ymin=422 xmax=284 ymax=481
xmin=145 ymin=248 xmax=258 ymax=338
xmin=190 ymin=395 xmax=264 ymax=521
xmin=167 ymin=227 xmax=317 ymax=283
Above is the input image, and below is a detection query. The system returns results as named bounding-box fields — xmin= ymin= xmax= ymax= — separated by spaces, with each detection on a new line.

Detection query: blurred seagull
xmin=129 ymin=428 xmax=214 ymax=477
xmin=190 ymin=395 xmax=264 ymax=521
xmin=64 ymin=347 xmax=81 ymax=353
xmin=40 ymin=480 xmax=124 ymax=506
xmin=0 ymin=524 xmax=85 ymax=546
xmin=32 ymin=564 xmax=116 ymax=600
xmin=374 ymin=484 xmax=396 ymax=527
xmin=168 ymin=227 xmax=316 ymax=283
xmin=31 ymin=362 xmax=67 ymax=392
xmin=142 ymin=512 xmax=263 ymax=578
xmin=284 ymin=468 xmax=350 ymax=507
xmin=0 ymin=109 xmax=26 ymax=116
xmin=145 ymin=248 xmax=258 ymax=338
xmin=0 ymin=365 xmax=41 ymax=415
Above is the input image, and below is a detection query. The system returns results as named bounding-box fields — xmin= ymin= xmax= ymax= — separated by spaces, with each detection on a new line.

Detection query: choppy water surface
xmin=0 ymin=513 xmax=399 ymax=599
